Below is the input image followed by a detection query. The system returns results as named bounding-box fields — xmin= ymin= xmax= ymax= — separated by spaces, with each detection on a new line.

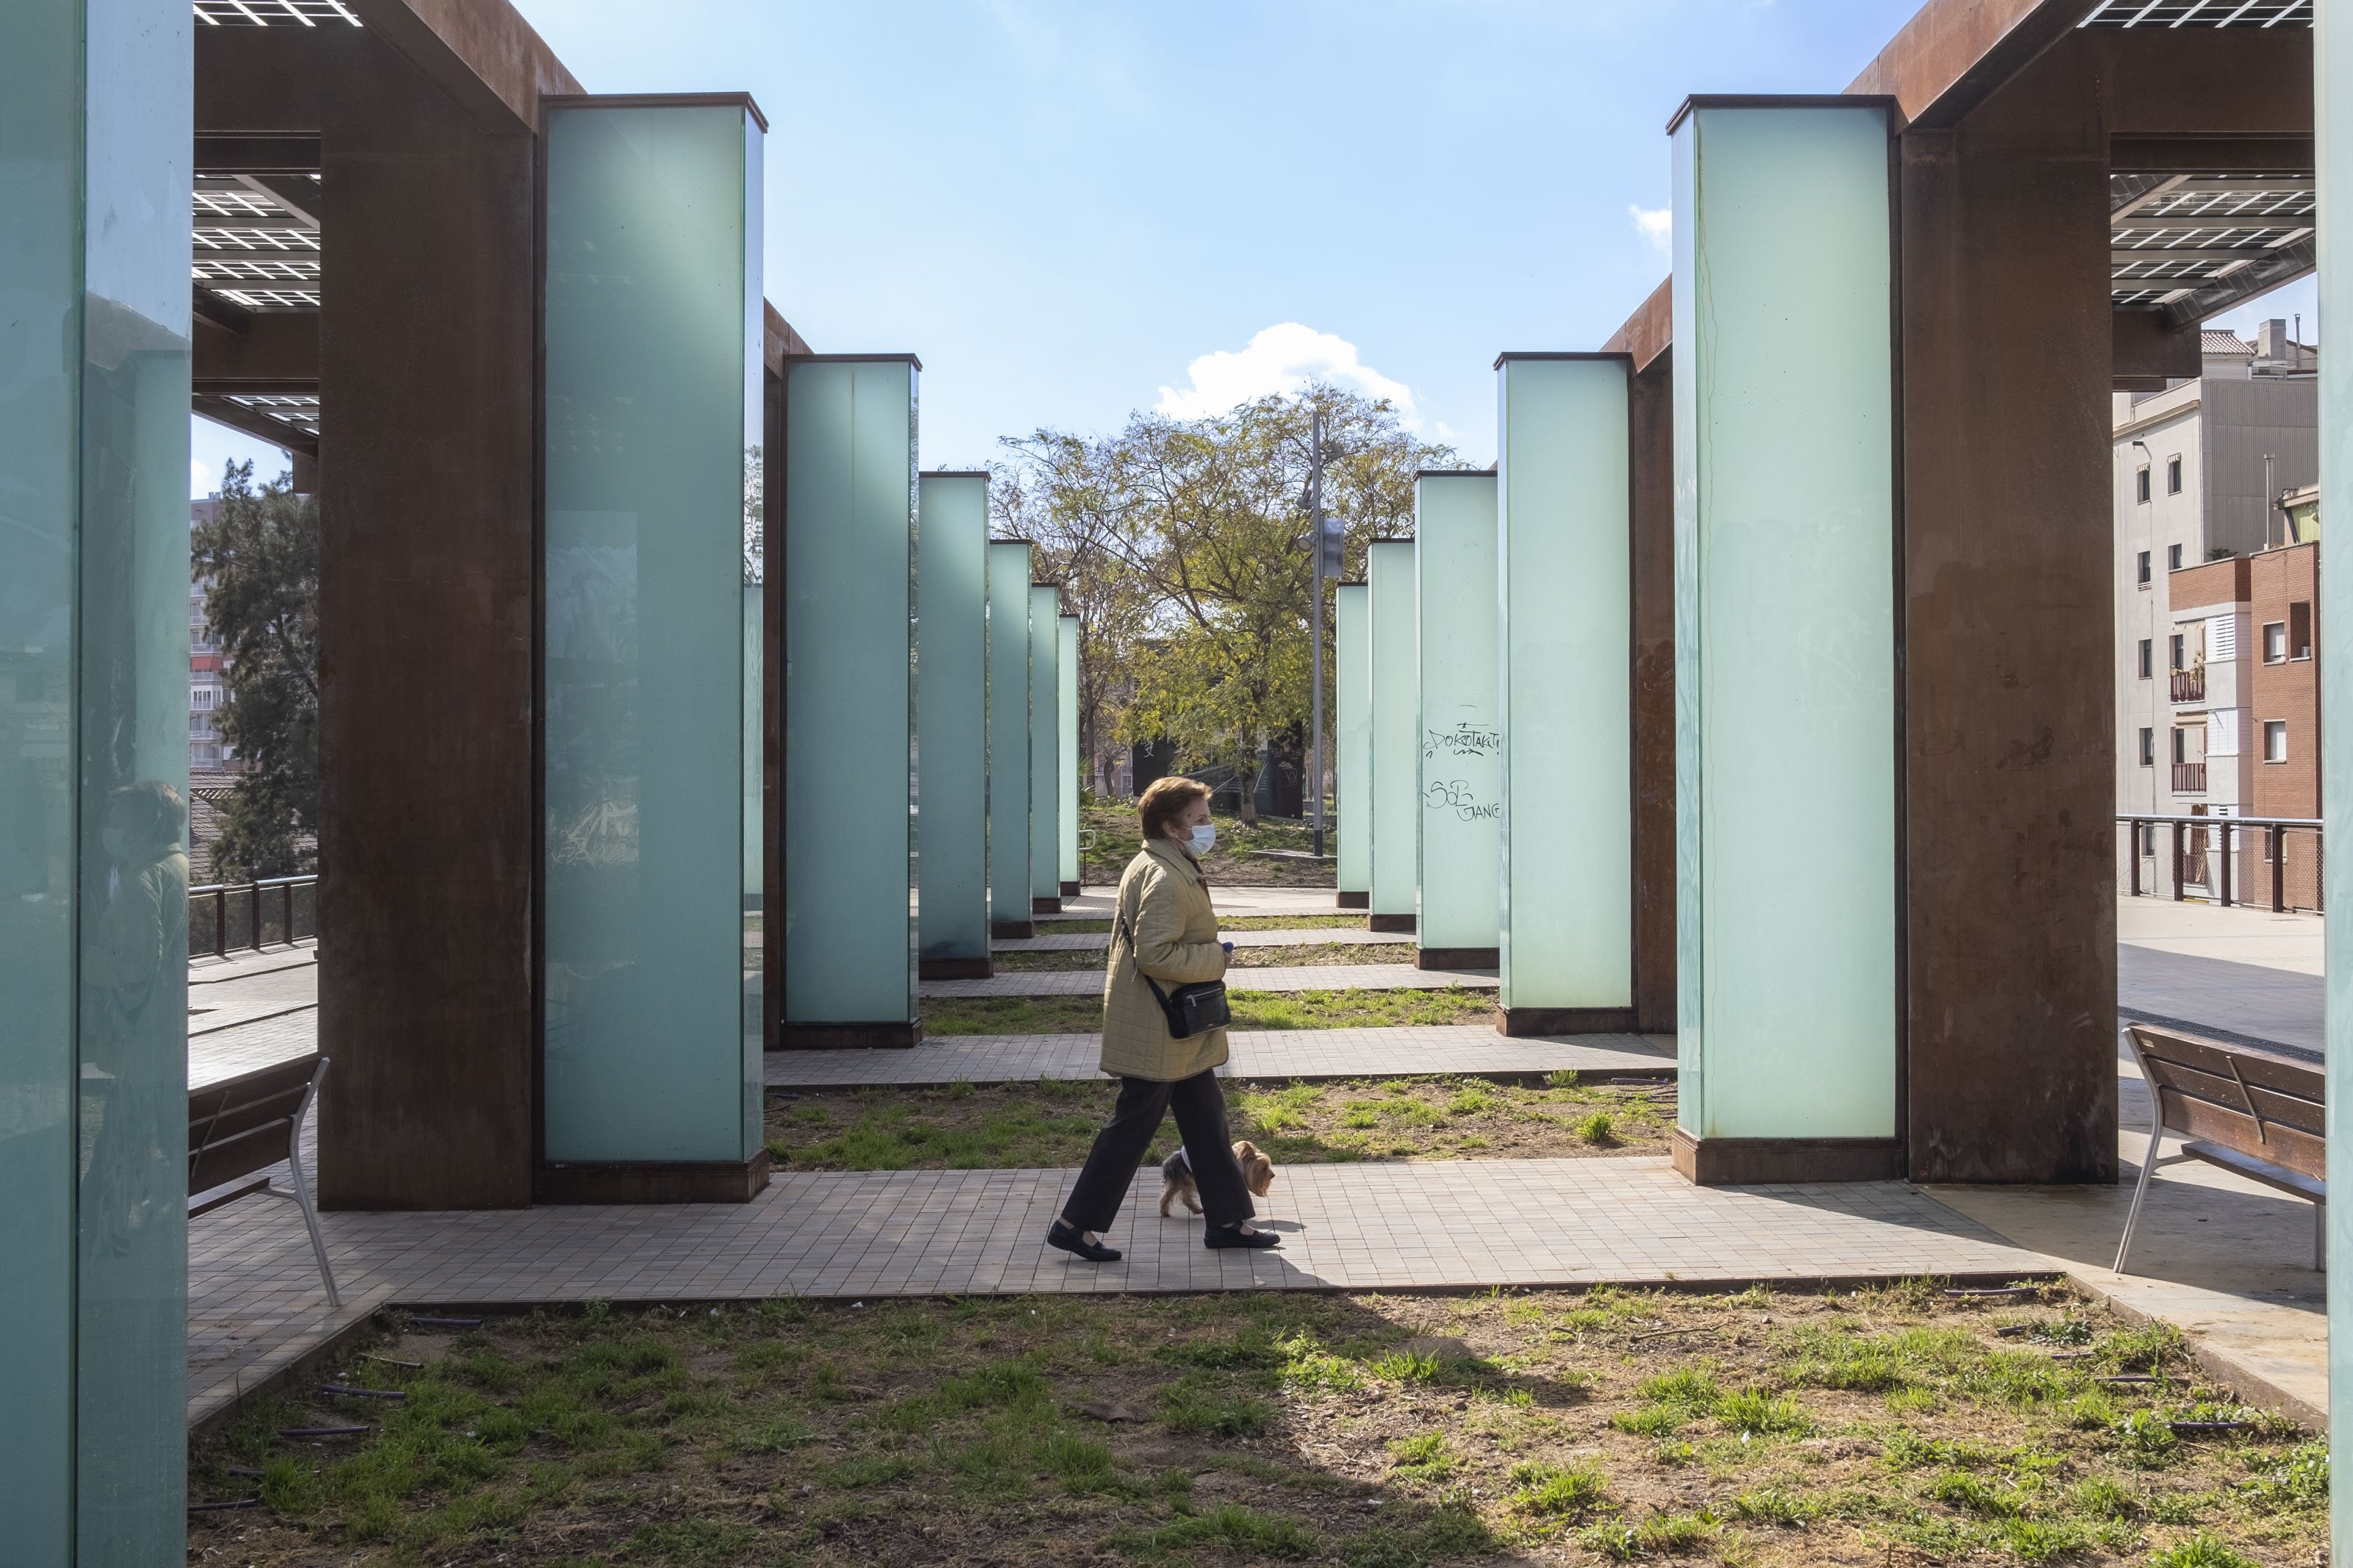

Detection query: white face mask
xmin=1187 ymin=822 xmax=1216 ymax=855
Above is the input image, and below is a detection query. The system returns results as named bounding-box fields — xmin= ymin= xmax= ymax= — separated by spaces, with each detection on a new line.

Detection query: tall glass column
xmin=1415 ymin=474 xmax=1500 ymax=968
xmin=543 ymin=97 xmax=774 ymax=1173
xmin=2315 ymin=4 xmax=2352 ymax=1544
xmin=1497 ymin=355 xmax=1634 ymax=1032
xmin=0 ymin=0 xmax=191 ymax=1556
xmin=1028 ymin=585 xmax=1063 ymax=912
xmin=1366 ymin=539 xmax=1419 ymax=934
xmin=1335 ymin=581 xmax=1371 ymax=908
xmin=917 ymin=473 xmax=990 ymax=978
xmin=779 ymin=355 xmax=920 ymax=1048
xmin=1671 ymin=98 xmax=1897 ymax=1182
xmin=986 ymin=543 xmax=1035 ymax=937
xmin=1057 ymin=614 xmax=1081 ymax=896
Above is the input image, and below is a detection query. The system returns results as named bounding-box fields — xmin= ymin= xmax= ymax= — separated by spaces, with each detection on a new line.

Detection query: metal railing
xmin=189 ymin=875 xmax=317 ymax=959
xmin=2170 ymin=667 xmax=2204 ymax=703
xmin=2171 ymin=761 xmax=2207 ymax=794
xmin=2117 ymin=814 xmax=2321 ymax=912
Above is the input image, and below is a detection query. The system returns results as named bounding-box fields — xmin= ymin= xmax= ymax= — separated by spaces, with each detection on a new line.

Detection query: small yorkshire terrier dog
xmin=1158 ymin=1141 xmax=1277 ymax=1217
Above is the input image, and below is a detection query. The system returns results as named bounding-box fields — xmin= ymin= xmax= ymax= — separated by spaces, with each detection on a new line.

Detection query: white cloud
xmin=1156 ymin=323 xmax=1419 ymax=424
xmin=1630 ymin=204 xmax=1671 ymax=252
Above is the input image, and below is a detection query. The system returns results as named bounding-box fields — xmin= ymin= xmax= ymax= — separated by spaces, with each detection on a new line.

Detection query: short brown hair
xmin=1138 ymin=775 xmax=1211 ymax=843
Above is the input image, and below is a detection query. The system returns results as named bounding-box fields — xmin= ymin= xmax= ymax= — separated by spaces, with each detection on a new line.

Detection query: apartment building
xmin=2114 ymin=320 xmax=2320 ymax=905
xmin=190 ymin=494 xmax=233 ymax=774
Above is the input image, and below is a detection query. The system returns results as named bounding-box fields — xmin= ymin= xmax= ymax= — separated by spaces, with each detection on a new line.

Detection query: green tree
xmin=193 ymin=459 xmax=320 ymax=878
xmin=1002 ymin=386 xmax=1446 ymax=819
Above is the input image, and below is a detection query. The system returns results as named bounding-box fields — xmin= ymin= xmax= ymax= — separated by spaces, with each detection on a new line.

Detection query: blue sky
xmin=191 ymin=0 xmax=2321 ymax=494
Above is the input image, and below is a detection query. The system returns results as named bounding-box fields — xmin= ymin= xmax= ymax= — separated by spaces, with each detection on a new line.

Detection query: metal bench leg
xmin=2115 ymin=1033 xmax=2165 ymax=1277
xmin=280 ymin=1058 xmax=343 ymax=1309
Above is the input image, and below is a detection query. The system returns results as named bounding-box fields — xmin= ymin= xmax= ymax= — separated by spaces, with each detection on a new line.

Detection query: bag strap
xmin=1115 ymin=907 xmax=1179 ymax=1012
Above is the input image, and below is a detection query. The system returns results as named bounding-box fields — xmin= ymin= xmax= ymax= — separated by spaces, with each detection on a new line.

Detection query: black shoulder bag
xmin=1117 ymin=911 xmax=1232 ymax=1039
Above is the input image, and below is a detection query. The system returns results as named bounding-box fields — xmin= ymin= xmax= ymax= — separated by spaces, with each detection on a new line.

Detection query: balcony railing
xmin=2118 ymin=814 xmax=2322 ymax=912
xmin=2171 ymin=761 xmax=2206 ymax=793
xmin=189 ymin=875 xmax=317 ymax=959
xmin=2170 ymin=667 xmax=2204 ymax=703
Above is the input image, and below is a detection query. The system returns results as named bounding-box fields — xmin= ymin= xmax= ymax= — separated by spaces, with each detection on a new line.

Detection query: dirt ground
xmin=996 ymin=945 xmax=1417 ymax=974
xmin=762 ymin=1078 xmax=1674 ymax=1172
xmin=188 ymin=1284 xmax=2321 ymax=1567
xmin=922 ymin=987 xmax=1498 ymax=1037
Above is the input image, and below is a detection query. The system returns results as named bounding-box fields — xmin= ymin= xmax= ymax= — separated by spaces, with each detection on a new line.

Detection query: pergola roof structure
xmin=2110 ymin=172 xmax=2314 ymax=322
xmin=193 ymin=0 xmax=360 ymax=24
xmin=2074 ymin=1 xmax=2318 ymax=322
xmin=2078 ymin=0 xmax=2308 ymax=24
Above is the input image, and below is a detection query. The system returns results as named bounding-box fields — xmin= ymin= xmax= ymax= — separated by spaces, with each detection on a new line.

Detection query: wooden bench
xmin=188 ymin=1053 xmax=340 ymax=1307
xmin=2116 ymin=1024 xmax=2324 ymax=1274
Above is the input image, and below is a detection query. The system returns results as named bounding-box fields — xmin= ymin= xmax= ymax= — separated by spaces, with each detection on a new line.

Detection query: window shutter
xmin=2207 ymin=615 xmax=2236 ymax=661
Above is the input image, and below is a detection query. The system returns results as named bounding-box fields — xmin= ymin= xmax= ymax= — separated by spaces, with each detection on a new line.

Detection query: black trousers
xmin=1061 ymin=1069 xmax=1255 ymax=1232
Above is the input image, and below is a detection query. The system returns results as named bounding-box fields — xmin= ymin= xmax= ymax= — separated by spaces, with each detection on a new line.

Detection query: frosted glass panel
xmin=1367 ymin=540 xmax=1419 ymax=920
xmin=783 ymin=358 xmax=919 ymax=1023
xmin=2316 ymin=4 xmax=2353 ymax=1524
xmin=1415 ymin=476 xmax=1501 ymax=951
xmin=1498 ymin=358 xmax=1632 ymax=1010
xmin=543 ymin=101 xmax=763 ymax=1159
xmin=1 ymin=0 xmax=191 ymax=1551
xmin=1672 ymin=101 xmax=1896 ymax=1141
xmin=1029 ymin=586 xmax=1061 ymax=901
xmin=918 ymin=476 xmax=990 ymax=964
xmin=1059 ymin=617 xmax=1080 ymax=886
xmin=1335 ymin=584 xmax=1371 ymax=895
xmin=986 ymin=543 xmax=1033 ymax=927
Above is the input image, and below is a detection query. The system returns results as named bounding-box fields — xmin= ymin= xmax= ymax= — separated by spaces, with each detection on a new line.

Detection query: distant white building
xmin=2113 ymin=319 xmax=2314 ymax=829
xmin=190 ymin=495 xmax=233 ymax=774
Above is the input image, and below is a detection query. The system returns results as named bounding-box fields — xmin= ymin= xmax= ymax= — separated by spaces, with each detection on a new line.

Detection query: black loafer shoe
xmin=1206 ymin=1225 xmax=1280 ymax=1250
xmin=1048 ymin=1222 xmax=1121 ymax=1262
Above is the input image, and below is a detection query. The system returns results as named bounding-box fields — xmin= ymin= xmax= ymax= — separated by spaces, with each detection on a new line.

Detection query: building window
xmin=2138 ymin=639 xmax=2152 ymax=679
xmin=2136 ymin=467 xmax=2152 ymax=504
xmin=2166 ymin=456 xmax=2182 ymax=495
xmin=2168 ymin=633 xmax=2184 ymax=672
xmin=2139 ymin=728 xmax=2154 ymax=767
xmin=2264 ymin=620 xmax=2287 ymax=662
xmin=2264 ymin=720 xmax=2288 ymax=762
xmin=2290 ymin=601 xmax=2312 ymax=659
xmin=2168 ymin=543 xmax=2184 ymax=571
xmin=2137 ymin=551 xmax=2152 ymax=587
xmin=2171 ymin=727 xmax=2188 ymax=765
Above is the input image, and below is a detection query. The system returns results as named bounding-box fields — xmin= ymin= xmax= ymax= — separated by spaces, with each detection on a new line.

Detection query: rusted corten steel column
xmin=1627 ymin=337 xmax=1677 ymax=1036
xmin=196 ymin=12 xmax=571 ymax=1209
xmin=1600 ymin=287 xmax=1674 ymax=1037
xmin=1866 ymin=21 xmax=2310 ymax=1184
xmin=317 ymin=37 xmax=544 ymax=1209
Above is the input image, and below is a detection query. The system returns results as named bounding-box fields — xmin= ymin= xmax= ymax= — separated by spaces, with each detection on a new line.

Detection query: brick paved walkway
xmin=924 ymin=963 xmax=1497 ymax=998
xmin=188 ymin=1155 xmax=2046 ymax=1426
xmin=765 ymin=1025 xmax=1674 ymax=1087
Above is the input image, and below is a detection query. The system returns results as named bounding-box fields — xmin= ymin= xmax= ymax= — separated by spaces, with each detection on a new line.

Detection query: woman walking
xmin=1046 ymin=776 xmax=1277 ymax=1261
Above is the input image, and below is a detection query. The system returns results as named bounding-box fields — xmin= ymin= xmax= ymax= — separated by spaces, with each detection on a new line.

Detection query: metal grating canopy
xmin=224 ymin=394 xmax=320 ymax=437
xmin=193 ymin=173 xmax=320 ymax=312
xmin=2079 ymin=1 xmax=2309 ymax=24
xmin=2112 ymin=173 xmax=2313 ymax=322
xmin=193 ymin=0 xmax=360 ymax=24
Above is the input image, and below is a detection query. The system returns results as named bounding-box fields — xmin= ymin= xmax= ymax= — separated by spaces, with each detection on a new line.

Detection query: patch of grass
xmin=1338 ymin=1507 xmax=1495 ymax=1568
xmin=1509 ymin=1459 xmax=1608 ymax=1517
xmin=188 ymin=1286 xmax=2318 ymax=1568
xmin=1388 ymin=1432 xmax=1456 ymax=1481
xmin=1113 ymin=1503 xmax=1321 ymax=1559
xmin=1731 ymin=1485 xmax=1821 ymax=1526
xmin=1713 ymin=1387 xmax=1812 ymax=1438
xmin=1160 ymin=1373 xmax=1273 ymax=1438
xmin=1574 ymin=1110 xmax=1616 ymax=1146
xmin=1580 ymin=1509 xmax=1719 ymax=1560
xmin=1232 ymin=988 xmax=1499 ymax=1031
xmin=2149 ymin=1533 xmax=2260 ymax=1568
